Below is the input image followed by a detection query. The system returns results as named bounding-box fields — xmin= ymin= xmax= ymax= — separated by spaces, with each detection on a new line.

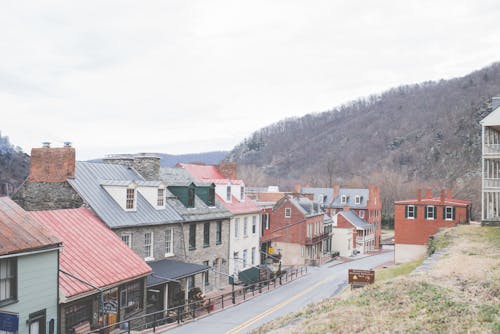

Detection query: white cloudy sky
xmin=1 ymin=0 xmax=500 ymax=160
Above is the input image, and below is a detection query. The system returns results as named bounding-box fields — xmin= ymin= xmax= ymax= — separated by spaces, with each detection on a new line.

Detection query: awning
xmin=146 ymin=259 xmax=209 ymax=287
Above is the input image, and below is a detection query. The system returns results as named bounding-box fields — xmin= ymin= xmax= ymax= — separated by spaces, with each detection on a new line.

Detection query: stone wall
xmin=12 ymin=181 xmax=84 ymax=211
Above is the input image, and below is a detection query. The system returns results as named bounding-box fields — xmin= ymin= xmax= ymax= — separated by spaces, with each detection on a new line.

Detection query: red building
xmin=261 ymin=195 xmax=331 ymax=266
xmin=394 ymin=189 xmax=471 ymax=263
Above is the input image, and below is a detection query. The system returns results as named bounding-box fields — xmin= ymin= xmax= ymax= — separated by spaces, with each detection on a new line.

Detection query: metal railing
xmin=84 ymin=267 xmax=307 ymax=334
xmin=483 ymin=178 xmax=500 ymax=189
xmin=483 ymin=144 xmax=500 ymax=155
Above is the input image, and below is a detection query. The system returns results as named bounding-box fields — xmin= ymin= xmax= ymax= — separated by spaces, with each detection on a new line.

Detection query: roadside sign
xmin=348 ymin=269 xmax=375 ymax=285
xmin=0 ymin=312 xmax=19 ymax=332
xmin=268 ymin=246 xmax=274 ymax=254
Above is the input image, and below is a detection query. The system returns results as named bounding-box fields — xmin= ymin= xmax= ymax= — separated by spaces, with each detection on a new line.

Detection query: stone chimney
xmin=218 ymin=162 xmax=237 ymax=180
xmin=103 ymin=155 xmax=134 ymax=168
xmin=132 ymin=154 xmax=161 ymax=181
xmin=425 ymin=189 xmax=432 ymax=199
xmin=333 ymin=184 xmax=340 ymax=198
xmin=417 ymin=189 xmax=422 ymax=202
xmin=28 ymin=144 xmax=76 ymax=182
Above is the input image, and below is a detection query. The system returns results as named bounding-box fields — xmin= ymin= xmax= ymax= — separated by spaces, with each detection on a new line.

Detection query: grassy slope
xmin=251 ymin=225 xmax=500 ymax=334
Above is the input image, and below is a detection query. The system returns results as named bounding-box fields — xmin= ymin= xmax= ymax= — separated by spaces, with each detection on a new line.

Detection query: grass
xmin=250 ymin=225 xmax=500 ymax=334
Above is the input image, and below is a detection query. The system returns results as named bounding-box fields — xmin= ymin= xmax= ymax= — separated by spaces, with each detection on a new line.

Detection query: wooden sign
xmin=348 ymin=269 xmax=375 ymax=285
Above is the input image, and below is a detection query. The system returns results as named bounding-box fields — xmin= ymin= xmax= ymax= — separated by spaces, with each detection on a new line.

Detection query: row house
xmin=261 ymin=195 xmax=331 ymax=266
xmin=12 ymin=145 xmax=232 ymax=315
xmin=333 ymin=209 xmax=376 ymax=256
xmin=31 ymin=208 xmax=151 ymax=333
xmin=0 ymin=197 xmax=61 ymax=334
xmin=394 ymin=189 xmax=471 ymax=263
xmin=179 ymin=163 xmax=262 ymax=279
xmin=481 ymin=96 xmax=500 ymax=225
xmin=301 ymin=184 xmax=382 ymax=249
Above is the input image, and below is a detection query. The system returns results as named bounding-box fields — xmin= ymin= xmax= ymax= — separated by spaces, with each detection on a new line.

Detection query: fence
xmin=85 ymin=267 xmax=307 ymax=334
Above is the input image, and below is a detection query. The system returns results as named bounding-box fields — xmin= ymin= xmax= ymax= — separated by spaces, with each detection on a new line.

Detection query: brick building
xmin=394 ymin=189 xmax=471 ymax=263
xmin=334 ymin=209 xmax=376 ymax=255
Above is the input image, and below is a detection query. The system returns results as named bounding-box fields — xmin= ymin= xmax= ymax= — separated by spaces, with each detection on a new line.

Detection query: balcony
xmin=483 ymin=178 xmax=500 ymax=189
xmin=305 ymin=232 xmax=330 ymax=245
xmin=483 ymin=144 xmax=500 ymax=156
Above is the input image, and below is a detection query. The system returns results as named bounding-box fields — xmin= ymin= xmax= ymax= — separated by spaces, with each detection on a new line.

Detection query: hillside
xmin=251 ymin=225 xmax=500 ymax=334
xmin=0 ymin=133 xmax=29 ymax=195
xmin=229 ymin=62 xmax=500 ymax=218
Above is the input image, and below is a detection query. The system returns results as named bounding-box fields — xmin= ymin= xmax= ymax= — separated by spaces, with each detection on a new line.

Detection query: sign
xmin=268 ymin=246 xmax=274 ymax=254
xmin=0 ymin=312 xmax=19 ymax=332
xmin=348 ymin=269 xmax=375 ymax=285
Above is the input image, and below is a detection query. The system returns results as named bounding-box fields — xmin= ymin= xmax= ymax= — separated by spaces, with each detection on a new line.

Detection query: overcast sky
xmin=1 ymin=1 xmax=500 ymax=160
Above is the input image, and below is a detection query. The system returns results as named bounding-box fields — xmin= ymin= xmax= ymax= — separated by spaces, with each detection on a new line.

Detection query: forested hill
xmin=0 ymin=134 xmax=29 ymax=196
xmin=228 ymin=62 xmax=500 ymax=218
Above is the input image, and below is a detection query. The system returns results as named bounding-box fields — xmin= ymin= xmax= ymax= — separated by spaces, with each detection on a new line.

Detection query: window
xmin=120 ymin=281 xmax=143 ymax=316
xmin=242 ymin=249 xmax=247 ymax=268
xmin=406 ymin=205 xmax=416 ymax=219
xmin=157 ymin=188 xmax=165 ymax=206
xmin=208 ymin=187 xmax=215 ymax=206
xmin=203 ymin=222 xmax=210 ymax=247
xmin=355 ymin=195 xmax=361 ymax=205
xmin=121 ymin=233 xmax=132 ymax=248
xmin=444 ymin=206 xmax=455 ymax=220
xmin=359 ymin=210 xmax=365 ymax=219
xmin=187 ymin=187 xmax=195 ymax=208
xmin=144 ymin=232 xmax=153 ymax=259
xmin=252 ymin=216 xmax=257 ymax=234
xmin=126 ymin=188 xmax=135 ymax=209
xmin=0 ymin=258 xmax=16 ymax=305
xmin=165 ymin=228 xmax=173 ymax=255
xmin=262 ymin=213 xmax=270 ymax=230
xmin=187 ymin=276 xmax=195 ymax=291
xmin=189 ymin=224 xmax=196 ymax=250
xmin=216 ymin=221 xmax=222 ymax=245
xmin=341 ymin=195 xmax=347 ymax=204
xmin=243 ymin=217 xmax=248 ymax=237
xmin=241 ymin=187 xmax=245 ymax=200
xmin=284 ymin=208 xmax=291 ymax=218
xmin=251 ymin=247 xmax=256 ymax=265
xmin=226 ymin=185 xmax=231 ymax=201
xmin=234 ymin=218 xmax=240 ymax=238
xmin=307 ymin=224 xmax=312 ymax=238
xmin=203 ymin=261 xmax=209 ymax=286
xmin=426 ymin=205 xmax=436 ymax=220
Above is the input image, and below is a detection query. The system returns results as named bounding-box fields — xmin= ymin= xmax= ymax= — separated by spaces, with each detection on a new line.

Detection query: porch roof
xmin=147 ymin=259 xmax=210 ymax=287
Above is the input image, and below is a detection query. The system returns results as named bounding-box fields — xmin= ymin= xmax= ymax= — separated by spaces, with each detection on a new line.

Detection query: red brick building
xmin=394 ymin=189 xmax=471 ymax=263
xmin=261 ymin=195 xmax=331 ymax=266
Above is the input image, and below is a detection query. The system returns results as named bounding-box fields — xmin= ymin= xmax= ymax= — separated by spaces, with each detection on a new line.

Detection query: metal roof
xmin=302 ymin=187 xmax=370 ymax=209
xmin=146 ymin=259 xmax=209 ymax=287
xmin=30 ymin=208 xmax=152 ymax=301
xmin=338 ymin=211 xmax=372 ymax=230
xmin=0 ymin=197 xmax=61 ymax=256
xmin=480 ymin=105 xmax=500 ymax=126
xmin=68 ymin=162 xmax=184 ymax=229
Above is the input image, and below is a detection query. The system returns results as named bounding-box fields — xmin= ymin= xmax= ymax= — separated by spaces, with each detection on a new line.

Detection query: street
xmin=163 ymin=251 xmax=394 ymax=334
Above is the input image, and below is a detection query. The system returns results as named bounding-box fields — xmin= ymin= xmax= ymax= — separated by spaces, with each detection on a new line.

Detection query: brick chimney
xmin=417 ymin=189 xmax=422 ymax=202
xmin=440 ymin=190 xmax=446 ymax=204
xmin=218 ymin=162 xmax=237 ymax=180
xmin=333 ymin=184 xmax=340 ymax=198
xmin=446 ymin=189 xmax=452 ymax=199
xmin=343 ymin=206 xmax=350 ymax=212
xmin=28 ymin=144 xmax=76 ymax=182
xmin=294 ymin=184 xmax=302 ymax=193
xmin=425 ymin=189 xmax=432 ymax=199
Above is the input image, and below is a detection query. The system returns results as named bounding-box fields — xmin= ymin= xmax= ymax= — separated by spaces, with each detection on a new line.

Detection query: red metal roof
xmin=215 ymin=194 xmax=261 ymax=214
xmin=30 ymin=208 xmax=151 ymax=300
xmin=0 ymin=197 xmax=61 ymax=256
xmin=394 ymin=197 xmax=471 ymax=207
xmin=179 ymin=163 xmax=243 ymax=185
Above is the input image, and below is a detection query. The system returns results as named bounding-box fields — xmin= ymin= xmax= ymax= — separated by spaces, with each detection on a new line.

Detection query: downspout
xmin=179 ymin=222 xmax=187 ymax=261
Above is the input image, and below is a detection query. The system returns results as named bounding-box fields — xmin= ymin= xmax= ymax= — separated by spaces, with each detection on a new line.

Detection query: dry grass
xmin=250 ymin=225 xmax=500 ymax=334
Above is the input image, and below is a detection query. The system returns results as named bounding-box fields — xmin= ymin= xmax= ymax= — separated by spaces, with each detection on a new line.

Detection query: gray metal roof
xmin=339 ymin=211 xmax=371 ymax=230
xmin=302 ymin=187 xmax=370 ymax=209
xmin=296 ymin=197 xmax=323 ymax=216
xmin=147 ymin=259 xmax=209 ymax=287
xmin=68 ymin=162 xmax=184 ymax=229
xmin=301 ymin=187 xmax=334 ymax=204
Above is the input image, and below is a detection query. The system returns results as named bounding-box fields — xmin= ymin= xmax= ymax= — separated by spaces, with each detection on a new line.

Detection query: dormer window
xmin=241 ymin=187 xmax=245 ymax=201
xmin=157 ymin=188 xmax=165 ymax=206
xmin=208 ymin=187 xmax=215 ymax=207
xmin=126 ymin=188 xmax=135 ymax=209
xmin=341 ymin=195 xmax=347 ymax=204
xmin=226 ymin=185 xmax=231 ymax=201
xmin=355 ymin=195 xmax=361 ymax=205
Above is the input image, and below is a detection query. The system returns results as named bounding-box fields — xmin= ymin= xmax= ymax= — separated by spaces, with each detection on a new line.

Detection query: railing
xmin=483 ymin=144 xmax=500 ymax=155
xmin=305 ymin=232 xmax=330 ymax=245
xmin=84 ymin=267 xmax=308 ymax=334
xmin=483 ymin=178 xmax=500 ymax=189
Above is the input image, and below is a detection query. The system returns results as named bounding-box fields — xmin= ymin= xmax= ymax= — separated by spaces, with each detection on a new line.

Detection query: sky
xmin=1 ymin=1 xmax=500 ymax=160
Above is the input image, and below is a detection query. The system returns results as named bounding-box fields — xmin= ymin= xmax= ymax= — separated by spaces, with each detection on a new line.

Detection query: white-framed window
xmin=359 ymin=210 xmax=365 ymax=219
xmin=121 ymin=233 xmax=132 ymax=248
xmin=0 ymin=258 xmax=16 ymax=303
xmin=301 ymin=246 xmax=305 ymax=257
xmin=243 ymin=217 xmax=248 ymax=237
xmin=307 ymin=224 xmax=312 ymax=238
xmin=157 ymin=188 xmax=165 ymax=206
xmin=341 ymin=195 xmax=347 ymax=204
xmin=263 ymin=213 xmax=270 ymax=230
xmin=144 ymin=232 xmax=153 ymax=260
xmin=242 ymin=249 xmax=247 ymax=268
xmin=234 ymin=218 xmax=240 ymax=238
xmin=252 ymin=216 xmax=257 ymax=234
xmin=284 ymin=207 xmax=291 ymax=218
xmin=445 ymin=206 xmax=455 ymax=220
xmin=251 ymin=247 xmax=256 ymax=265
xmin=426 ymin=205 xmax=436 ymax=220
xmin=406 ymin=205 xmax=416 ymax=219
xmin=355 ymin=195 xmax=361 ymax=205
xmin=165 ymin=228 xmax=173 ymax=256
xmin=126 ymin=188 xmax=135 ymax=209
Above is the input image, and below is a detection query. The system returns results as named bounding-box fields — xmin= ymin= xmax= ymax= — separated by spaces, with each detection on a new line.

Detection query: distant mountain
xmin=0 ymin=133 xmax=29 ymax=195
xmin=228 ymin=62 xmax=500 ymax=219
xmin=91 ymin=151 xmax=229 ymax=167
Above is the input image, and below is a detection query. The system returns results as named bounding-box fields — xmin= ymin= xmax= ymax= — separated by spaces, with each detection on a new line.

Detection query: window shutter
xmin=414 ymin=206 xmax=417 ymax=219
xmin=443 ymin=206 xmax=446 ymax=220
xmin=452 ymin=207 xmax=456 ymax=220
xmin=405 ymin=206 xmax=408 ymax=218
xmin=433 ymin=206 xmax=437 ymax=219
xmin=425 ymin=205 xmax=428 ymax=219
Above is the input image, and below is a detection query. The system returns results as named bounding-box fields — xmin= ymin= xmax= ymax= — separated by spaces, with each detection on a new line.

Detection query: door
xmin=28 ymin=310 xmax=46 ymax=334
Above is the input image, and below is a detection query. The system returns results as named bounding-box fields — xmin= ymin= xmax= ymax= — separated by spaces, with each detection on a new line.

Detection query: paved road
xmin=163 ymin=251 xmax=393 ymax=334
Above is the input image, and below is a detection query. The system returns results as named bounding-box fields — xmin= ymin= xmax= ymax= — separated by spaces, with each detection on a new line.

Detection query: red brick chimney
xmin=425 ymin=189 xmax=432 ymax=199
xmin=343 ymin=206 xmax=350 ymax=212
xmin=28 ymin=144 xmax=76 ymax=182
xmin=446 ymin=189 xmax=452 ymax=199
xmin=294 ymin=184 xmax=302 ymax=193
xmin=333 ymin=184 xmax=340 ymax=198
xmin=218 ymin=162 xmax=237 ymax=180
xmin=417 ymin=189 xmax=422 ymax=202
xmin=440 ymin=190 xmax=446 ymax=204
